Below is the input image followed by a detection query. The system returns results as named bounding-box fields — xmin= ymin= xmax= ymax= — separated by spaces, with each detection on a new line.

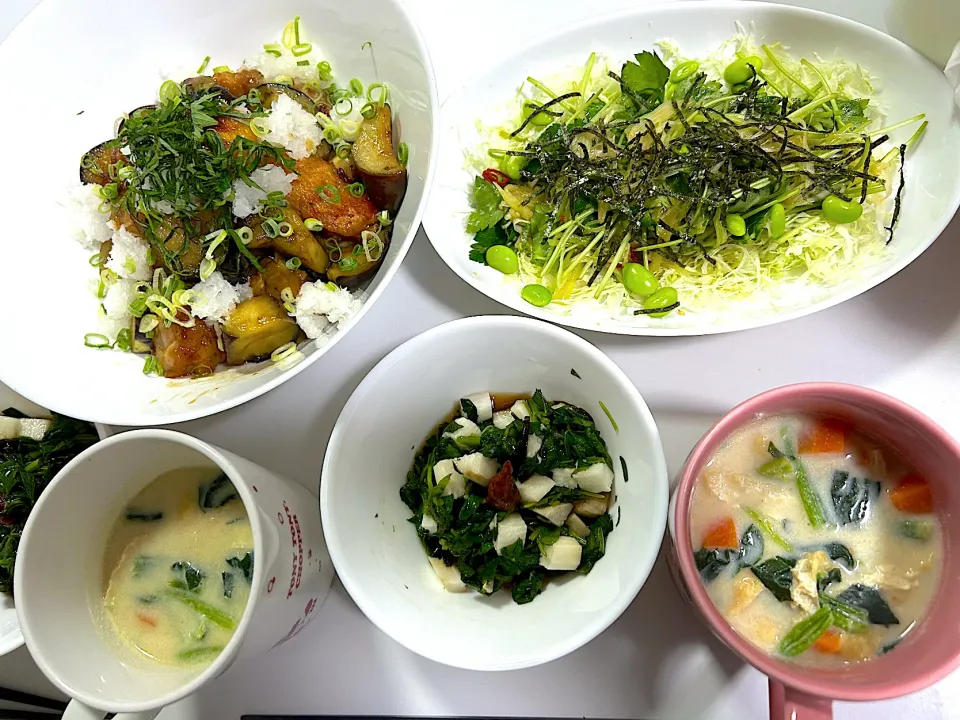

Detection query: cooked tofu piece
xmin=791 ymin=550 xmax=833 ymax=614
xmin=533 ymin=503 xmax=573 ymax=526
xmin=565 ymin=513 xmax=590 ymax=538
xmin=518 ymin=474 xmax=554 ymax=503
xmin=454 ymin=453 xmax=499 ymax=487
xmin=492 ymin=410 xmax=513 ymax=429
xmin=428 ymin=558 xmax=466 ymax=593
xmin=463 ymin=392 xmax=493 ymax=422
xmin=728 ymin=572 xmax=764 ymax=616
xmin=287 ymin=156 xmax=378 ymax=238
xmin=540 ymin=536 xmax=582 ymax=571
xmin=494 ymin=514 xmax=527 ymax=555
xmin=551 ymin=467 xmax=577 ymax=489
xmin=574 ymin=463 xmax=614 ymax=493
xmin=152 ymin=316 xmax=225 ymax=378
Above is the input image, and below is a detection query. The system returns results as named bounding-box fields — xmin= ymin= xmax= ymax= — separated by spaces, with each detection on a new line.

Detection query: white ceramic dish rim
xmin=0 ymin=0 xmax=441 ymax=427
xmin=423 ymin=0 xmax=960 ymax=337
xmin=319 ymin=315 xmax=670 ymax=670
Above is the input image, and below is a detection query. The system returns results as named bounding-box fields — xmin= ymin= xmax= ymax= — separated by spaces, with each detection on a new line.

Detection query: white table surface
xmin=2 ymin=0 xmax=959 ymax=718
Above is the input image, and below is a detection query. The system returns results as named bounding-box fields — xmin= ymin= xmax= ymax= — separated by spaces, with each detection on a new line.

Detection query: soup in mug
xmin=690 ymin=414 xmax=940 ymax=665
xmin=102 ymin=467 xmax=254 ymax=666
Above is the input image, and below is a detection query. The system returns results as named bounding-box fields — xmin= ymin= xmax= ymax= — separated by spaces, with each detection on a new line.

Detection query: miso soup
xmin=102 ymin=467 xmax=254 ymax=666
xmin=689 ymin=414 xmax=940 ymax=666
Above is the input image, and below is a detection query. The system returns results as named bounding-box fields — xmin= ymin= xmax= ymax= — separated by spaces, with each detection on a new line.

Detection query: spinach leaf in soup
xmin=823 ymin=542 xmax=856 ymax=570
xmin=751 ymin=556 xmax=796 ymax=602
xmin=125 ymin=509 xmax=163 ymax=522
xmin=737 ymin=524 xmax=764 ymax=569
xmin=836 ymin=584 xmax=900 ymax=626
xmin=695 ymin=548 xmax=737 ymax=582
xmin=227 ymin=552 xmax=254 ymax=584
xmin=830 ymin=470 xmax=880 ymax=525
xmin=222 ymin=571 xmax=236 ymax=599
xmin=817 ymin=568 xmax=842 ymax=593
xmin=199 ymin=474 xmax=239 ymax=510
xmin=170 ymin=561 xmax=204 ymax=593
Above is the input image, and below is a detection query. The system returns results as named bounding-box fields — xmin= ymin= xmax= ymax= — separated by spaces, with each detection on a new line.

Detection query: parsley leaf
xmin=620 ymin=51 xmax=669 ymax=105
xmin=465 ymin=177 xmax=504 ymax=233
xmin=469 ymin=223 xmax=517 ymax=265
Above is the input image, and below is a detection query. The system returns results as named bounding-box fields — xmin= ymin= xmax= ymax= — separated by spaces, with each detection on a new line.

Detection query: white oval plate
xmin=0 ymin=0 xmax=438 ymax=426
xmin=0 ymin=383 xmax=108 ymax=657
xmin=423 ymin=1 xmax=960 ymax=336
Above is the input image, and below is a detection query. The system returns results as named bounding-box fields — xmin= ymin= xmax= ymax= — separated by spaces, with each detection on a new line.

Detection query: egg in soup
xmin=689 ymin=414 xmax=939 ymax=665
xmin=102 ymin=467 xmax=254 ymax=666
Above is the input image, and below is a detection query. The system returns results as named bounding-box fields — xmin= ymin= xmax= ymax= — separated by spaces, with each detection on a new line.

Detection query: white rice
xmin=243 ymin=47 xmax=331 ymax=86
xmin=67 ymin=182 xmax=113 ymax=250
xmin=105 ymin=225 xmax=152 ymax=281
xmin=262 ymin=93 xmax=322 ymax=160
xmin=294 ymin=281 xmax=363 ymax=339
xmin=190 ymin=272 xmax=253 ymax=324
xmin=231 ymin=164 xmax=294 ymax=218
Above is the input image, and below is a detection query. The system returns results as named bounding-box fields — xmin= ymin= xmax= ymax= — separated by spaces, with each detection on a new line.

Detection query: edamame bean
xmin=486 ymin=245 xmax=519 ymax=274
xmin=522 ymin=102 xmax=554 ymax=127
xmin=821 ymin=195 xmax=863 ymax=224
xmin=521 ymin=283 xmax=553 ymax=307
xmin=724 ymin=58 xmax=756 ymax=86
xmin=769 ymin=202 xmax=786 ymax=238
xmin=726 ymin=213 xmax=747 ymax=237
xmin=500 ymin=154 xmax=528 ymax=181
xmin=670 ymin=60 xmax=700 ymax=83
xmin=622 ymin=263 xmax=659 ymax=297
xmin=642 ymin=286 xmax=679 ymax=318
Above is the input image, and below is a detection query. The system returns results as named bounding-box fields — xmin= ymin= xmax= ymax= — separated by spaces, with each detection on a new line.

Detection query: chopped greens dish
xmin=400 ymin=391 xmax=616 ymax=604
xmin=466 ymin=34 xmax=925 ymax=320
xmin=71 ymin=17 xmax=408 ymax=378
xmin=0 ymin=409 xmax=99 ymax=594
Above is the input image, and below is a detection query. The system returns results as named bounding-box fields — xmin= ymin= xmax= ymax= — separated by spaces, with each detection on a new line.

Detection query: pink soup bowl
xmin=668 ymin=382 xmax=960 ymax=720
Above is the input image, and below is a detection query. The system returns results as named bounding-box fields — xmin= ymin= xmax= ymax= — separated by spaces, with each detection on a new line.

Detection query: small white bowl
xmin=320 ymin=316 xmax=669 ymax=671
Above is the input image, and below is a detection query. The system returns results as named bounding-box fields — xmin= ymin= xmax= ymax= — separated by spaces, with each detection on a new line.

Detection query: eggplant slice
xmin=256 ymin=83 xmax=318 ymax=116
xmin=80 ymin=140 xmax=126 ymax=185
xmin=351 ymin=104 xmax=407 ymax=213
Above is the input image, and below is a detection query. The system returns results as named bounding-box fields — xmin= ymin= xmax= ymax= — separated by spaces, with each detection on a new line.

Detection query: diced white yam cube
xmin=0 ymin=418 xmax=21 ymax=440
xmin=574 ymin=495 xmax=609 ymax=518
xmin=533 ymin=503 xmax=573 ymax=526
xmin=518 ymin=474 xmax=554 ymax=503
xmin=455 ymin=453 xmax=499 ymax=487
xmin=574 ymin=463 xmax=614 ymax=493
xmin=428 ymin=558 xmax=467 ymax=593
xmin=17 ymin=419 xmax=52 ymax=441
xmin=463 ymin=392 xmax=493 ymax=422
xmin=441 ymin=473 xmax=466 ymax=499
xmin=511 ymin=400 xmax=530 ymax=420
xmin=492 ymin=410 xmax=514 ymax=429
xmin=495 ymin=513 xmax=527 ymax=555
xmin=526 ymin=434 xmax=542 ymax=458
xmin=443 ymin=417 xmax=481 ymax=443
xmin=433 ymin=459 xmax=456 ymax=483
xmin=551 ymin=467 xmax=577 ymax=489
xmin=421 ymin=513 xmax=438 ymax=534
xmin=540 ymin=536 xmax=582 ymax=571
xmin=565 ymin=513 xmax=590 ymax=538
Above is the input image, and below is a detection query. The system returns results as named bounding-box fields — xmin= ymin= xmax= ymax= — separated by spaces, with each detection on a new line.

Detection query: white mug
xmin=14 ymin=429 xmax=334 ymax=719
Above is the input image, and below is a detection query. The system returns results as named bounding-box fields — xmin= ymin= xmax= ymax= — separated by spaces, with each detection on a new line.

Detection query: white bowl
xmin=320 ymin=317 xmax=669 ymax=670
xmin=424 ymin=1 xmax=960 ymax=336
xmin=0 ymin=382 xmax=108 ymax=658
xmin=0 ymin=0 xmax=438 ymax=426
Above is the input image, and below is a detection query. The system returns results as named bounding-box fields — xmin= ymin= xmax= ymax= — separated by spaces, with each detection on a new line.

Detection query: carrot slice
xmin=889 ymin=475 xmax=933 ymax=514
xmin=798 ymin=420 xmax=847 ymax=454
xmin=814 ymin=628 xmax=842 ymax=654
xmin=137 ymin=613 xmax=158 ymax=628
xmin=702 ymin=517 xmax=738 ymax=549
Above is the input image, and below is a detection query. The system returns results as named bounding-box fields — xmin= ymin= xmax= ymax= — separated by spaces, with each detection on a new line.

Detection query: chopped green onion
xmin=114 ymin=328 xmax=132 ymax=352
xmin=280 ymin=287 xmax=296 ymax=304
xmin=158 ymin=80 xmax=181 ymax=104
xmin=335 ymin=144 xmax=351 ymax=160
xmin=89 ymin=253 xmax=103 ymax=267
xmin=262 ymin=218 xmax=281 ymax=238
xmin=204 ymin=229 xmax=229 ymax=259
xmin=117 ymin=165 xmax=136 ymax=181
xmin=139 ymin=314 xmax=159 ymax=334
xmin=212 ymin=65 xmax=230 ymax=73
xmin=397 ymin=142 xmax=409 ymax=167
xmin=339 ymin=120 xmax=360 ymax=142
xmin=84 ymin=333 xmax=111 ymax=349
xmin=377 ymin=210 xmax=392 ymax=227
xmin=285 ymin=257 xmax=302 ymax=270
xmin=96 ymin=280 xmax=107 ymax=299
xmin=349 ymin=78 xmax=363 ymax=96
xmin=346 ymin=182 xmax=365 ymax=197
xmin=360 ymin=103 xmax=376 ymax=119
xmin=317 ymin=61 xmax=333 ymax=81
xmin=598 ymin=401 xmax=618 ymax=432
xmin=277 ymin=221 xmax=294 ymax=237
xmin=339 ymin=257 xmax=358 ymax=271
xmin=316 ymin=185 xmax=341 ymax=204
xmin=98 ymin=183 xmax=119 ymax=200
xmin=250 ymin=117 xmax=270 ymax=138
xmin=274 ymin=75 xmax=293 ymax=86
xmin=323 ymin=126 xmax=342 ymax=144
xmin=263 ymin=43 xmax=282 ymax=58
xmin=197 ymin=56 xmax=211 ymax=74
xmin=199 ymin=257 xmax=216 ymax=281
xmin=237 ymin=226 xmax=254 ymax=245
xmin=297 ymin=60 xmax=310 ymax=67
xmin=292 ymin=43 xmax=312 ymax=57
xmin=304 ymin=218 xmax=323 ymax=232
xmin=128 ymin=296 xmax=148 ymax=317
xmin=334 ymin=98 xmax=353 ymax=116
xmin=366 ymin=83 xmax=388 ymax=105
xmin=271 ymin=342 xmax=301 ymax=363
xmin=282 ymin=16 xmax=300 ymax=49
xmin=143 ymin=356 xmax=162 ymax=376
